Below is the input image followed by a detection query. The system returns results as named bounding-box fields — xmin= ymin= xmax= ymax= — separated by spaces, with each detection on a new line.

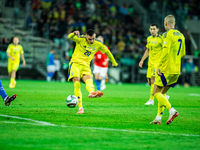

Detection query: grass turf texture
xmin=0 ymin=79 xmax=200 ymax=150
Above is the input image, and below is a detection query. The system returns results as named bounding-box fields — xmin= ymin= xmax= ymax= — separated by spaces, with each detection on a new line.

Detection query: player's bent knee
xmin=82 ymin=75 xmax=92 ymax=82
xmin=98 ymin=76 xmax=103 ymax=81
xmin=72 ymin=77 xmax=80 ymax=83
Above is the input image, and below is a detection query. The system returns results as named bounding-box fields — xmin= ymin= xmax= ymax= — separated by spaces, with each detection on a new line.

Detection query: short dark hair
xmin=86 ymin=29 xmax=95 ymax=36
xmin=150 ymin=24 xmax=158 ymax=28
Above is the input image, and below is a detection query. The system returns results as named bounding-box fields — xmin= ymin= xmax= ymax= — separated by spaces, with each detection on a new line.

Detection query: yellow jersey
xmin=68 ymin=33 xmax=117 ymax=67
xmin=6 ymin=44 xmax=24 ymax=63
xmin=146 ymin=34 xmax=163 ymax=67
xmin=158 ymin=29 xmax=186 ymax=74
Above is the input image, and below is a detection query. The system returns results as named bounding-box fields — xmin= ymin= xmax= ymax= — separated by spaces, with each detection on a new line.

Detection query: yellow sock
xmin=150 ymin=84 xmax=154 ymax=100
xmin=74 ymin=81 xmax=82 ymax=108
xmin=10 ymin=78 xmax=14 ymax=84
xmin=85 ymin=78 xmax=95 ymax=93
xmin=157 ymin=102 xmax=164 ymax=117
xmin=155 ymin=92 xmax=171 ymax=111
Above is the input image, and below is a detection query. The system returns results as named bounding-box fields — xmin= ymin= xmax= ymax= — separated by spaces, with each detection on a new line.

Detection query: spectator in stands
xmin=119 ymin=3 xmax=129 ymax=16
xmin=194 ymin=47 xmax=200 ymax=57
xmin=31 ymin=0 xmax=41 ymax=12
xmin=59 ymin=5 xmax=66 ymax=20
xmin=49 ymin=19 xmax=58 ymax=40
xmin=0 ymin=37 xmax=9 ymax=62
xmin=52 ymin=7 xmax=59 ymax=22
xmin=86 ymin=0 xmax=96 ymax=14
xmin=40 ymin=10 xmax=48 ymax=22
xmin=27 ymin=12 xmax=38 ymax=31
xmin=108 ymin=1 xmax=117 ymax=17
xmin=117 ymin=40 xmax=126 ymax=52
xmin=40 ymin=0 xmax=52 ymax=10
xmin=58 ymin=17 xmax=67 ymax=37
xmin=182 ymin=58 xmax=195 ymax=87
xmin=37 ymin=18 xmax=44 ymax=37
xmin=67 ymin=3 xmax=75 ymax=16
xmin=43 ymin=19 xmax=50 ymax=39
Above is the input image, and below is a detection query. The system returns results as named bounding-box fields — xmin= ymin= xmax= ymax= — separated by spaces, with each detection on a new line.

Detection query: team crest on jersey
xmin=155 ymin=41 xmax=157 ymax=44
xmin=71 ymin=72 xmax=74 ymax=76
xmin=83 ymin=46 xmax=93 ymax=50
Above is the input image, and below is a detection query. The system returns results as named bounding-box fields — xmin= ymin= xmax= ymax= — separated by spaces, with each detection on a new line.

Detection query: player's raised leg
xmin=82 ymin=75 xmax=103 ymax=98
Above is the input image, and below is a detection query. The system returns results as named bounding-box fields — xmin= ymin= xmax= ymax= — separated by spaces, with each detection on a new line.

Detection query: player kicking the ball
xmin=150 ymin=15 xmax=185 ymax=125
xmin=68 ymin=29 xmax=118 ymax=114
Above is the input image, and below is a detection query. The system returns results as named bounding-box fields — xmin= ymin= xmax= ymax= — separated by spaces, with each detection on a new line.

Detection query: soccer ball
xmin=66 ymin=95 xmax=78 ymax=108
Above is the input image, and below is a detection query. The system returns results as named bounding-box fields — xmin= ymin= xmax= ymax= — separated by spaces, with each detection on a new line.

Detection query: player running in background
xmin=93 ymin=36 xmax=109 ymax=91
xmin=150 ymin=14 xmax=186 ymax=125
xmin=139 ymin=24 xmax=164 ymax=105
xmin=68 ymin=29 xmax=118 ymax=114
xmin=46 ymin=49 xmax=55 ymax=82
xmin=6 ymin=37 xmax=26 ymax=88
xmin=0 ymin=80 xmax=17 ymax=106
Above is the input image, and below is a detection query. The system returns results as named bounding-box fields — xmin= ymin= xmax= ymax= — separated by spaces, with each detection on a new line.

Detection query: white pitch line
xmin=189 ymin=93 xmax=200 ymax=97
xmin=0 ymin=114 xmax=200 ymax=137
xmin=0 ymin=121 xmax=42 ymax=126
xmin=0 ymin=114 xmax=57 ymax=126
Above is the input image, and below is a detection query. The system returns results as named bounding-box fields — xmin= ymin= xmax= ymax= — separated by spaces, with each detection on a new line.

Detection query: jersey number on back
xmin=84 ymin=50 xmax=91 ymax=56
xmin=177 ymin=39 xmax=182 ymax=56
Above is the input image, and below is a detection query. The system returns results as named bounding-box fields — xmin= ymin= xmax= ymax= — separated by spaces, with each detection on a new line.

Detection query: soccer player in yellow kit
xmin=7 ymin=37 xmax=26 ymax=88
xmin=139 ymin=24 xmax=164 ymax=105
xmin=68 ymin=29 xmax=118 ymax=114
xmin=150 ymin=15 xmax=186 ymax=125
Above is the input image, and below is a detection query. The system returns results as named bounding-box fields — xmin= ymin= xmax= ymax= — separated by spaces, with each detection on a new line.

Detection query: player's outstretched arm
xmin=105 ymin=50 xmax=118 ymax=67
xmin=21 ymin=54 xmax=26 ymax=66
xmin=139 ymin=49 xmax=149 ymax=68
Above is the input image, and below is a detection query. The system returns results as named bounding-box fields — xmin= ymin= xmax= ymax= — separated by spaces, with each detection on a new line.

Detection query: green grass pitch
xmin=0 ymin=79 xmax=200 ymax=150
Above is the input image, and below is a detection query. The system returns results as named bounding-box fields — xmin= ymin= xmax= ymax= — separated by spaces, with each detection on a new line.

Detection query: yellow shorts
xmin=146 ymin=66 xmax=156 ymax=78
xmin=8 ymin=61 xmax=19 ymax=73
xmin=68 ymin=62 xmax=92 ymax=81
xmin=154 ymin=73 xmax=179 ymax=87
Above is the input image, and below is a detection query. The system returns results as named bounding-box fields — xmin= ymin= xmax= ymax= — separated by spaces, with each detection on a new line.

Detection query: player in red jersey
xmin=93 ymin=36 xmax=109 ymax=91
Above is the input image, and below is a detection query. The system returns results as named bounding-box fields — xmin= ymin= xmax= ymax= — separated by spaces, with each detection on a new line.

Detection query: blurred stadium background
xmin=0 ymin=0 xmax=200 ymax=86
